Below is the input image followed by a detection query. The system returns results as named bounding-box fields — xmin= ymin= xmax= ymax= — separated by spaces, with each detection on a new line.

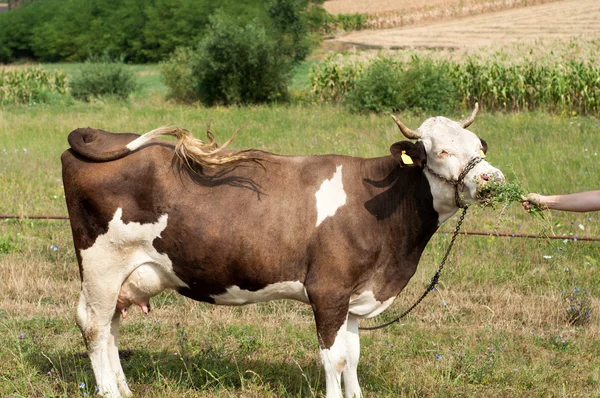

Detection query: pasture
xmin=1 ymin=65 xmax=600 ymax=397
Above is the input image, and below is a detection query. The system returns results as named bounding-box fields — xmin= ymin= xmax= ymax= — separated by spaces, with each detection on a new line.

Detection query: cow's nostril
xmin=481 ymin=173 xmax=490 ymax=181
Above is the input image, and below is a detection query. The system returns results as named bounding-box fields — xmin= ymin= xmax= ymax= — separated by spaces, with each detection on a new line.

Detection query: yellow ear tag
xmin=479 ymin=150 xmax=486 ymax=158
xmin=401 ymin=151 xmax=414 ymax=165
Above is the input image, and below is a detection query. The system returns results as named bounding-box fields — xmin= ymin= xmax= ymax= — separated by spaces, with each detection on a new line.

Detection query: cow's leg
xmin=311 ymin=296 xmax=352 ymax=398
xmin=108 ymin=311 xmax=132 ymax=397
xmin=342 ymin=314 xmax=361 ymax=398
xmin=76 ymin=286 xmax=122 ymax=398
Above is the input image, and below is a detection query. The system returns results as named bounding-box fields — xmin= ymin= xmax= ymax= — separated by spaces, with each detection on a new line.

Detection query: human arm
xmin=522 ymin=190 xmax=600 ymax=212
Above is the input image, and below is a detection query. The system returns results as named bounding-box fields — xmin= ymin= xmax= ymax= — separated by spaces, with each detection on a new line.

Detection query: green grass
xmin=1 ymin=63 xmax=600 ymax=397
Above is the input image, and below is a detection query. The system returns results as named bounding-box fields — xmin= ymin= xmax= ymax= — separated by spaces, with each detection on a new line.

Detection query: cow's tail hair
xmin=130 ymin=125 xmax=266 ymax=169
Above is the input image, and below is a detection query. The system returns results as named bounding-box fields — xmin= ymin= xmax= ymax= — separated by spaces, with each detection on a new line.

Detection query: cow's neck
xmin=362 ymin=156 xmax=447 ymax=267
xmin=423 ymin=171 xmax=461 ymax=224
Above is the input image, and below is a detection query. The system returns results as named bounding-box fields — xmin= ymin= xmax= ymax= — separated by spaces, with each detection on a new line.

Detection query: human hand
xmin=521 ymin=193 xmax=546 ymax=213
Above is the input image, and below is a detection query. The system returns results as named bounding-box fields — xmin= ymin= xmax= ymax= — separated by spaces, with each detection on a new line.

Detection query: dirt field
xmin=324 ymin=0 xmax=553 ymax=16
xmin=328 ymin=0 xmax=600 ymax=50
xmin=324 ymin=0 xmax=464 ymax=15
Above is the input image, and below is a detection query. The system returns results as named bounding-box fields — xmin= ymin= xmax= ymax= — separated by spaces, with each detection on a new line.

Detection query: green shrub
xmin=396 ymin=56 xmax=458 ymax=114
xmin=0 ymin=67 xmax=67 ymax=105
xmin=344 ymin=56 xmax=458 ymax=114
xmin=69 ymin=55 xmax=137 ymax=101
xmin=160 ymin=47 xmax=198 ymax=103
xmin=176 ymin=14 xmax=292 ymax=105
xmin=346 ymin=56 xmax=403 ymax=113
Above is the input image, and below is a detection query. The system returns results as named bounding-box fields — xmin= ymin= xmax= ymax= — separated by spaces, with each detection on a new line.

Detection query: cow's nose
xmin=481 ymin=170 xmax=505 ymax=184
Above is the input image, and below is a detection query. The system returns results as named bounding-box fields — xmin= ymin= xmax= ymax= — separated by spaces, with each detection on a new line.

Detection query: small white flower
xmin=578 ymin=224 xmax=585 ymax=231
xmin=543 ymin=255 xmax=553 ymax=259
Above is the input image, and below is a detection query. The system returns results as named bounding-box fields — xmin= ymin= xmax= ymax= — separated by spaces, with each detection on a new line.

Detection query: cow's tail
xmin=68 ymin=126 xmax=265 ymax=168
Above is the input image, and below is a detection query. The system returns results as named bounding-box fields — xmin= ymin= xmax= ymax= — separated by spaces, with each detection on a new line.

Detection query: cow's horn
xmin=461 ymin=102 xmax=479 ymax=128
xmin=391 ymin=115 xmax=421 ymax=139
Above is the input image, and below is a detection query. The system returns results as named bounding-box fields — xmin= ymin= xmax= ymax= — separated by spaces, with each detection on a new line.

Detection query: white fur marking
xmin=320 ymin=318 xmax=347 ymax=398
xmin=315 ymin=165 xmax=347 ymax=227
xmin=349 ymin=291 xmax=395 ymax=318
xmin=344 ymin=315 xmax=362 ymax=398
xmin=79 ymin=208 xmax=186 ymax=397
xmin=210 ymin=281 xmax=309 ymax=305
xmin=80 ymin=208 xmax=186 ymax=289
xmin=125 ymin=134 xmax=153 ymax=151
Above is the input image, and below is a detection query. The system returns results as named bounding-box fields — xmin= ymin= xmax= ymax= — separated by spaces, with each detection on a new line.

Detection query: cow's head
xmin=390 ymin=104 xmax=504 ymax=222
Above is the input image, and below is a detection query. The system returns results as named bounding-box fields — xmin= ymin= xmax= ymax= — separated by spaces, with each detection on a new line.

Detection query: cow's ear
xmin=480 ymin=138 xmax=488 ymax=157
xmin=390 ymin=141 xmax=427 ymax=168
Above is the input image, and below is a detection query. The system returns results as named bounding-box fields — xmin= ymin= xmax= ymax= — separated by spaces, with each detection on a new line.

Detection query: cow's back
xmin=61 ymin=129 xmax=368 ymax=302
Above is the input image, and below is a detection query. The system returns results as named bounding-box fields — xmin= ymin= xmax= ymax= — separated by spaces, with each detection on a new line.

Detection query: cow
xmin=61 ymin=104 xmax=504 ymax=398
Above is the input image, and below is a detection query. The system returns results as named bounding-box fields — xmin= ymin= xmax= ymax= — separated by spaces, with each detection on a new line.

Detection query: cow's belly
xmin=210 ymin=281 xmax=310 ymax=305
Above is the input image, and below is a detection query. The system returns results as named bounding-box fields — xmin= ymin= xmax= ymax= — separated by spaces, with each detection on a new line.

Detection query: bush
xmin=165 ymin=14 xmax=292 ymax=105
xmin=343 ymin=55 xmax=458 ymax=114
xmin=69 ymin=55 xmax=137 ymax=101
xmin=396 ymin=56 xmax=458 ymax=114
xmin=0 ymin=67 xmax=67 ymax=105
xmin=346 ymin=56 xmax=403 ymax=113
xmin=160 ymin=47 xmax=198 ymax=103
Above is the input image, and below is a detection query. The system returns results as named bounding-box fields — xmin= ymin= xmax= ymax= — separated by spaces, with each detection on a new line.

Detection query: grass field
xmin=2 ymin=61 xmax=600 ymax=397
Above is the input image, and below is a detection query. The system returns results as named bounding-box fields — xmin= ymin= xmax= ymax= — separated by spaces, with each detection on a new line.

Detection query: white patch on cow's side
xmin=210 ymin=281 xmax=309 ymax=305
xmin=78 ymin=208 xmax=187 ymax=397
xmin=315 ymin=165 xmax=347 ymax=227
xmin=348 ymin=290 xmax=395 ymax=318
xmin=80 ymin=208 xmax=186 ymax=290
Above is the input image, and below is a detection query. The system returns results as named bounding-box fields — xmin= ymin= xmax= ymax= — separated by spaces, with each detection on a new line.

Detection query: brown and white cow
xmin=61 ymin=105 xmax=503 ymax=398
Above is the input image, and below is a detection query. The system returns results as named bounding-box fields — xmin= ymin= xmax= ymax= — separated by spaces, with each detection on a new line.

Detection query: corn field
xmin=310 ymin=54 xmax=600 ymax=115
xmin=455 ymin=59 xmax=600 ymax=114
xmin=0 ymin=68 xmax=67 ymax=105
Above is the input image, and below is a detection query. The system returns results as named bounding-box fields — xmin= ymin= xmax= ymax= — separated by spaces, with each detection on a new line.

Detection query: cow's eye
xmin=438 ymin=150 xmax=450 ymax=157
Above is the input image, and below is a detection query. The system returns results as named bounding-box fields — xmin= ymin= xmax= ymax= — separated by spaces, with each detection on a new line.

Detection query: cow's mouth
xmin=476 ymin=177 xmax=514 ymax=204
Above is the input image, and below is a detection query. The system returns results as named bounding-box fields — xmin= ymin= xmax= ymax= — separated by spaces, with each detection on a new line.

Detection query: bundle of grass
xmin=478 ymin=180 xmax=545 ymax=214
